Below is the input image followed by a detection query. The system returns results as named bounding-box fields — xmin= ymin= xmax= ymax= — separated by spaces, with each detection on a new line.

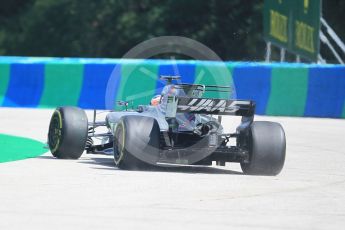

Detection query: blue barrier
xmin=0 ymin=56 xmax=344 ymax=118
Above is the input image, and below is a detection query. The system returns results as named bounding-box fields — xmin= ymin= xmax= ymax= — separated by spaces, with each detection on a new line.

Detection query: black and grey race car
xmin=48 ymin=76 xmax=286 ymax=175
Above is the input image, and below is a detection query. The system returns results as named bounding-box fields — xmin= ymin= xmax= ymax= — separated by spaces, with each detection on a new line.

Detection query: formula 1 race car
xmin=48 ymin=76 xmax=286 ymax=175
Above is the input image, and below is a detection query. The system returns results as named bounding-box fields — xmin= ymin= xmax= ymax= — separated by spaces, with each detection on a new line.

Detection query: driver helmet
xmin=150 ymin=95 xmax=161 ymax=106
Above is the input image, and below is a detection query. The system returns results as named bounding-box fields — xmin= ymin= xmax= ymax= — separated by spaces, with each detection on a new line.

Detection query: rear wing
xmin=174 ymin=84 xmax=234 ymax=97
xmin=165 ymin=96 xmax=255 ymax=118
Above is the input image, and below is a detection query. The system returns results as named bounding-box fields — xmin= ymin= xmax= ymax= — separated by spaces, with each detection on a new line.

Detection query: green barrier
xmin=0 ymin=134 xmax=46 ymax=163
xmin=266 ymin=67 xmax=309 ymax=116
xmin=0 ymin=64 xmax=10 ymax=105
xmin=0 ymin=56 xmax=344 ymax=118
xmin=39 ymin=63 xmax=84 ymax=108
xmin=194 ymin=62 xmax=235 ymax=99
xmin=115 ymin=62 xmax=158 ymax=110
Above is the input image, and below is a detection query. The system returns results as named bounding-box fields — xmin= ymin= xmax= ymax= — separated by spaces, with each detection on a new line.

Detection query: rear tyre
xmin=48 ymin=106 xmax=88 ymax=159
xmin=113 ymin=116 xmax=160 ymax=170
xmin=241 ymin=121 xmax=286 ymax=176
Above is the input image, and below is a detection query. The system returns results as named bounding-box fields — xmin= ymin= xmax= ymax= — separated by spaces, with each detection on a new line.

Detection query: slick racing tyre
xmin=241 ymin=121 xmax=286 ymax=176
xmin=48 ymin=106 xmax=88 ymax=159
xmin=113 ymin=115 xmax=160 ymax=169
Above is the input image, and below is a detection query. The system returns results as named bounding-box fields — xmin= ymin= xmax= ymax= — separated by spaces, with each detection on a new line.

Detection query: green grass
xmin=0 ymin=134 xmax=47 ymax=163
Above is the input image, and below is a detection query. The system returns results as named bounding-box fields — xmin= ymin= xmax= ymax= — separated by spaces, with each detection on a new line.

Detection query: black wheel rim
xmin=48 ymin=111 xmax=62 ymax=153
xmin=114 ymin=124 xmax=124 ymax=162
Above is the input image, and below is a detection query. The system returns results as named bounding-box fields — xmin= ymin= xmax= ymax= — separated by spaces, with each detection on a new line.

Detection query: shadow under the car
xmin=35 ymin=155 xmax=55 ymax=160
xmin=78 ymin=155 xmax=244 ymax=175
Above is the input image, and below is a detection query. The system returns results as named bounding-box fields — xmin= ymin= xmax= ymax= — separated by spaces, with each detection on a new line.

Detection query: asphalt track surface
xmin=0 ymin=108 xmax=345 ymax=230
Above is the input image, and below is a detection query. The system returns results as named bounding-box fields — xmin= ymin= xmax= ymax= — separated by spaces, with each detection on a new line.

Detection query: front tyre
xmin=48 ymin=107 xmax=88 ymax=159
xmin=241 ymin=121 xmax=286 ymax=176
